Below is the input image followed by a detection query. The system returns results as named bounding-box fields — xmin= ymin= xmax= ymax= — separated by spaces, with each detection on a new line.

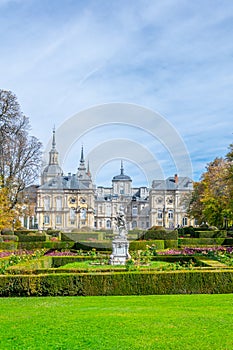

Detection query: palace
xmin=36 ymin=130 xmax=194 ymax=231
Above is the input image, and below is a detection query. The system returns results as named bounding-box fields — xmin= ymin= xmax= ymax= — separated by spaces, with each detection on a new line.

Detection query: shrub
xmin=130 ymin=240 xmax=164 ymax=251
xmin=17 ymin=241 xmax=74 ymax=250
xmin=62 ymin=232 xmax=104 ymax=241
xmin=179 ymin=238 xmax=225 ymax=247
xmin=178 ymin=226 xmax=195 ymax=237
xmin=74 ymin=241 xmax=111 ymax=251
xmin=164 ymin=240 xmax=178 ymax=249
xmin=1 ymin=235 xmax=18 ymax=242
xmin=15 ymin=232 xmax=46 ymax=242
xmin=1 ymin=228 xmax=13 ymax=235
xmin=141 ymin=229 xmax=178 ymax=240
xmin=0 ymin=242 xmax=18 ymax=250
xmin=194 ymin=231 xmax=227 ymax=238
xmin=0 ymin=270 xmax=233 ymax=296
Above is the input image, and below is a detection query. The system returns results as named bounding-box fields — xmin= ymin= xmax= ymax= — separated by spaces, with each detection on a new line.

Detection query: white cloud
xmin=0 ymin=0 xmax=233 ymax=184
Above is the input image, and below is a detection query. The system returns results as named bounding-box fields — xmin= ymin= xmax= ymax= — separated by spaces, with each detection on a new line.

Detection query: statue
xmin=114 ymin=209 xmax=127 ymax=237
xmin=109 ymin=207 xmax=131 ymax=265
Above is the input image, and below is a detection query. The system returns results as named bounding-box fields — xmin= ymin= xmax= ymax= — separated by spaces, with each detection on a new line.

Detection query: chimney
xmin=174 ymin=174 xmax=178 ymax=184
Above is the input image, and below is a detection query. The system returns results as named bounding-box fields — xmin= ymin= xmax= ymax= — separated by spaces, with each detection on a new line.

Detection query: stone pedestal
xmin=109 ymin=236 xmax=131 ymax=265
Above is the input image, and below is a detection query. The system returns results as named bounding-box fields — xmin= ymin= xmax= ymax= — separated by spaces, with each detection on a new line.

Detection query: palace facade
xmin=36 ymin=130 xmax=194 ymax=231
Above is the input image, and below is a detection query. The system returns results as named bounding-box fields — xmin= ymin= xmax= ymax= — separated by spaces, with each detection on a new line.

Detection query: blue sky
xmin=1 ymin=0 xmax=233 ymax=186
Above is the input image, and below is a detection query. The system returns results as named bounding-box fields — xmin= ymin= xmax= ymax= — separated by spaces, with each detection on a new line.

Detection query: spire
xmin=52 ymin=125 xmax=56 ymax=150
xmin=49 ymin=128 xmax=59 ymax=165
xmin=78 ymin=145 xmax=86 ymax=172
xmin=87 ymin=160 xmax=91 ymax=177
xmin=80 ymin=144 xmax=84 ymax=163
xmin=120 ymin=160 xmax=124 ymax=175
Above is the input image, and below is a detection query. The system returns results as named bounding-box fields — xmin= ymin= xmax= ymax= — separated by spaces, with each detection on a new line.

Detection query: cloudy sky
xmin=1 ymin=0 xmax=233 ymax=186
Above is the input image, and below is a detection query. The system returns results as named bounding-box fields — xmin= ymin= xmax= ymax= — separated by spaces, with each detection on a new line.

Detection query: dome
xmin=112 ymin=161 xmax=132 ymax=182
xmin=43 ymin=164 xmax=63 ymax=176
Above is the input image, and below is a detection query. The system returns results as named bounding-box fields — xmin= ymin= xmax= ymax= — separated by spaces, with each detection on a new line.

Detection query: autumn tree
xmin=0 ymin=185 xmax=14 ymax=231
xmin=188 ymin=154 xmax=233 ymax=228
xmin=0 ymin=89 xmax=42 ymax=209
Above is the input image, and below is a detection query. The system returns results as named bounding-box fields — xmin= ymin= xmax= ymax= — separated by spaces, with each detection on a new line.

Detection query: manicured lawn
xmin=0 ymin=294 xmax=232 ymax=349
xmin=58 ymin=260 xmax=170 ymax=269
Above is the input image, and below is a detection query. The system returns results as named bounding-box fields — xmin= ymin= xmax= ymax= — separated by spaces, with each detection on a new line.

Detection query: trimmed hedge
xmin=0 ymin=242 xmax=18 ymax=250
xmin=164 ymin=240 xmax=178 ymax=249
xmin=17 ymin=241 xmax=74 ymax=250
xmin=179 ymin=238 xmax=225 ymax=247
xmin=74 ymin=241 xmax=112 ymax=251
xmin=62 ymin=232 xmax=104 ymax=241
xmin=194 ymin=230 xmax=227 ymax=238
xmin=129 ymin=240 xmax=164 ymax=250
xmin=223 ymin=238 xmax=233 ymax=246
xmin=141 ymin=229 xmax=178 ymax=240
xmin=0 ymin=270 xmax=233 ymax=296
xmin=1 ymin=235 xmax=18 ymax=242
xmin=15 ymin=233 xmax=46 ymax=242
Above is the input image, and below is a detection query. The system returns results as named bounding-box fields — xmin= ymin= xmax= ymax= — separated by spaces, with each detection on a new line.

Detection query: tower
xmin=41 ymin=128 xmax=63 ymax=184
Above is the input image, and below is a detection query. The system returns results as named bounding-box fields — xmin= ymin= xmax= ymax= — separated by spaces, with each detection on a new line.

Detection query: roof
xmin=112 ymin=161 xmax=132 ymax=182
xmin=152 ymin=176 xmax=193 ymax=190
xmin=39 ymin=174 xmax=92 ymax=191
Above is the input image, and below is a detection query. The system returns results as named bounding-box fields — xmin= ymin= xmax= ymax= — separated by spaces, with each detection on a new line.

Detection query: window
xmin=71 ymin=220 xmax=75 ymax=225
xmin=106 ymin=220 xmax=111 ymax=229
xmin=80 ymin=208 xmax=86 ymax=219
xmin=70 ymin=208 xmax=75 ymax=220
xmin=56 ymin=215 xmax=62 ymax=225
xmin=44 ymin=215 xmax=50 ymax=224
xmin=56 ymin=197 xmax=62 ymax=210
xmin=132 ymin=221 xmax=137 ymax=229
xmin=182 ymin=217 xmax=188 ymax=226
xmin=132 ymin=205 xmax=138 ymax=216
xmin=158 ymin=210 xmax=163 ymax=219
xmin=44 ymin=197 xmax=50 ymax=211
xmin=168 ymin=210 xmax=174 ymax=219
xmin=106 ymin=204 xmax=111 ymax=216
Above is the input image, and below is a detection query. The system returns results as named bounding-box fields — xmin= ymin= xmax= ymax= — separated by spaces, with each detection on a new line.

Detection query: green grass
xmin=58 ymin=260 xmax=170 ymax=269
xmin=0 ymin=294 xmax=232 ymax=349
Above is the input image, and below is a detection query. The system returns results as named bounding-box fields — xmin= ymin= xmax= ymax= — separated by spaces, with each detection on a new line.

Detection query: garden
xmin=1 ymin=225 xmax=233 ymax=296
xmin=1 ymin=226 xmax=233 ymax=349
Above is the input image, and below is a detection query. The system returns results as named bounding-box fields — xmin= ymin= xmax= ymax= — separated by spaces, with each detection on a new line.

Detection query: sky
xmin=0 ymin=0 xmax=233 ymax=187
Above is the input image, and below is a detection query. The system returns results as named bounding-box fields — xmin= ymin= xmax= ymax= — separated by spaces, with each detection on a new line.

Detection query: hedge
xmin=0 ymin=270 xmax=233 ymax=296
xmin=179 ymin=238 xmax=225 ymax=247
xmin=15 ymin=233 xmax=46 ymax=242
xmin=164 ymin=240 xmax=178 ymax=249
xmin=223 ymin=238 xmax=233 ymax=246
xmin=194 ymin=230 xmax=227 ymax=238
xmin=62 ymin=232 xmax=104 ymax=241
xmin=17 ymin=241 xmax=74 ymax=250
xmin=1 ymin=235 xmax=18 ymax=242
xmin=141 ymin=229 xmax=178 ymax=240
xmin=74 ymin=241 xmax=112 ymax=251
xmin=129 ymin=240 xmax=164 ymax=250
xmin=0 ymin=242 xmax=18 ymax=250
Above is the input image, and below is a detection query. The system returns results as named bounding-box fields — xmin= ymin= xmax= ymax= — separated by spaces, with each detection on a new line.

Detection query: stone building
xmin=36 ymin=130 xmax=194 ymax=231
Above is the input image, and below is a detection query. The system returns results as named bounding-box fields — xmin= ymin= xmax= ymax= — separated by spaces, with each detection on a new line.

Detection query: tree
xmin=188 ymin=155 xmax=233 ymax=228
xmin=0 ymin=185 xmax=14 ymax=231
xmin=0 ymin=90 xmax=42 ymax=209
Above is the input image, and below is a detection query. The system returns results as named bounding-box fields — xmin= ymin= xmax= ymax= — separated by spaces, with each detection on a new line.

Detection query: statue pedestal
xmin=109 ymin=236 xmax=131 ymax=265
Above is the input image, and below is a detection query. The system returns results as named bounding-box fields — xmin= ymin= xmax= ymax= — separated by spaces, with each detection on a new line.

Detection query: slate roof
xmin=39 ymin=174 xmax=92 ymax=190
xmin=152 ymin=176 xmax=193 ymax=190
